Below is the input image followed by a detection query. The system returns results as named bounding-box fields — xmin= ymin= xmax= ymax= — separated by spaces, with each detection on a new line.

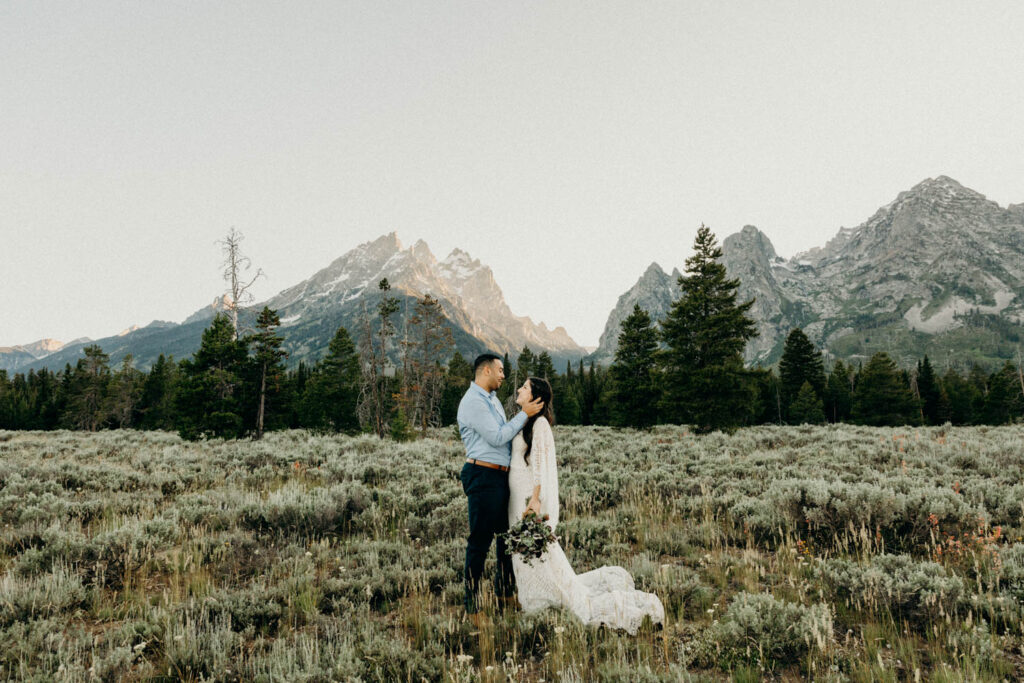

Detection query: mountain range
xmin=592 ymin=176 xmax=1024 ymax=370
xmin=5 ymin=176 xmax=1023 ymax=375
xmin=5 ymin=234 xmax=584 ymax=373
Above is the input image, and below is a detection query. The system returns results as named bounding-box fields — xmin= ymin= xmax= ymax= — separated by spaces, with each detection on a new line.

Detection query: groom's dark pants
xmin=460 ymin=461 xmax=515 ymax=614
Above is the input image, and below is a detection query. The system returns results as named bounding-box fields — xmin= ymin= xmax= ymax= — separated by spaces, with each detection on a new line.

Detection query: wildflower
xmin=456 ymin=654 xmax=473 ymax=665
xmin=554 ymin=626 xmax=565 ymax=634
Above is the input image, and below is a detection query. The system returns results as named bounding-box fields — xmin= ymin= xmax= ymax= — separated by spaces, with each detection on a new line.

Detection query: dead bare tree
xmin=218 ymin=228 xmax=264 ymax=340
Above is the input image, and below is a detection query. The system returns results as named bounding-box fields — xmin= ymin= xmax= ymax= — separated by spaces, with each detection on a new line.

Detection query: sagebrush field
xmin=1 ymin=425 xmax=1023 ymax=681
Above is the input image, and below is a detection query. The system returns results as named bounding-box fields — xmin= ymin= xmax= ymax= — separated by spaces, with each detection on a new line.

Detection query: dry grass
xmin=0 ymin=424 xmax=1022 ymax=680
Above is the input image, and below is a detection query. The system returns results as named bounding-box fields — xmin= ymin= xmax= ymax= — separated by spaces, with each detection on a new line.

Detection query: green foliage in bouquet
xmin=502 ymin=505 xmax=557 ymax=566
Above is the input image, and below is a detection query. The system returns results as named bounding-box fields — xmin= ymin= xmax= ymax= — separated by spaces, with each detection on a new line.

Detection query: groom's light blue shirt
xmin=457 ymin=381 xmax=527 ymax=468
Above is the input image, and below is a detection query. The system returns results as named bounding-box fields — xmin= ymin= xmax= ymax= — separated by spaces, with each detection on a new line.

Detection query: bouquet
xmin=502 ymin=503 xmax=557 ymax=566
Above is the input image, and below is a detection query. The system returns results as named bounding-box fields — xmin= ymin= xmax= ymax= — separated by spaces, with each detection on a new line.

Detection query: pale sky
xmin=3 ymin=1 xmax=1023 ymax=348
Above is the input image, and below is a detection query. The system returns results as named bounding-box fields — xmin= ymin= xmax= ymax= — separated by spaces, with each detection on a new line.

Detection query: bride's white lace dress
xmin=507 ymin=417 xmax=664 ymax=634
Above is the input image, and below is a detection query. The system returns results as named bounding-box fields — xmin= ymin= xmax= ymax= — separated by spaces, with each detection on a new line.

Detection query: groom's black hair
xmin=473 ymin=352 xmax=503 ymax=374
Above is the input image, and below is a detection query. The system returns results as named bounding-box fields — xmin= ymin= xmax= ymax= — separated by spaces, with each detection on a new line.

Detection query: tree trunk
xmin=256 ymin=363 xmax=266 ymax=440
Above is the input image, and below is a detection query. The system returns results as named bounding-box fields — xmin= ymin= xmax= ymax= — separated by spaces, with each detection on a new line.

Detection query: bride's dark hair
xmin=523 ymin=376 xmax=555 ymax=466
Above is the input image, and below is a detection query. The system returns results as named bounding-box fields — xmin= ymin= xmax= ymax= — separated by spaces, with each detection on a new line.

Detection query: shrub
xmin=683 ymin=592 xmax=833 ymax=671
xmin=818 ymin=553 xmax=964 ymax=624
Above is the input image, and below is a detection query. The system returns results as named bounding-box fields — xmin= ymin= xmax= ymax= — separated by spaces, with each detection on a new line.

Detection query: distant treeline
xmin=4 ymin=228 xmax=1024 ymax=438
xmin=2 ymin=323 xmax=1021 ymax=438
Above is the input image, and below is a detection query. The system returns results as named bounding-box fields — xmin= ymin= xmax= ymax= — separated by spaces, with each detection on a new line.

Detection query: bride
xmin=507 ymin=377 xmax=664 ymax=634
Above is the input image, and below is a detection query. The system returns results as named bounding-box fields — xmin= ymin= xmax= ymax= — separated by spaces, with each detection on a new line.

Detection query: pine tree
xmin=942 ymin=367 xmax=978 ymax=425
xmin=659 ymin=225 xmax=758 ymax=432
xmin=778 ymin=328 xmax=825 ymax=421
xmin=981 ymin=362 xmax=1023 ymax=424
xmin=303 ymin=326 xmax=361 ymax=432
xmin=248 ymin=307 xmax=288 ymax=439
xmin=439 ymin=351 xmax=474 ymax=425
xmin=916 ymin=356 xmax=942 ymax=425
xmin=517 ymin=347 xmax=537 ymax=379
xmin=534 ymin=352 xmax=556 ymax=382
xmin=176 ymin=314 xmax=249 ymax=439
xmin=64 ymin=344 xmax=112 ymax=431
xmin=851 ymin=352 xmax=920 ymax=426
xmin=824 ymin=359 xmax=854 ymax=423
xmin=108 ymin=354 xmax=144 ymax=428
xmin=788 ymin=381 xmax=825 ymax=424
xmin=406 ymin=294 xmax=454 ymax=433
xmin=0 ymin=370 xmax=11 ymax=429
xmin=139 ymin=354 xmax=178 ymax=430
xmin=608 ymin=304 xmax=660 ymax=428
xmin=967 ymin=363 xmax=990 ymax=423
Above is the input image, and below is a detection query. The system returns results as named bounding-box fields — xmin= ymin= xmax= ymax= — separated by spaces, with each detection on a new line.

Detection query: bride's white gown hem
xmin=508 ymin=418 xmax=664 ymax=635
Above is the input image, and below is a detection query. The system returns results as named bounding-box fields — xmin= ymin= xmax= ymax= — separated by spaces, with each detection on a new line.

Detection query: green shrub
xmin=683 ymin=591 xmax=833 ymax=671
xmin=818 ymin=553 xmax=964 ymax=624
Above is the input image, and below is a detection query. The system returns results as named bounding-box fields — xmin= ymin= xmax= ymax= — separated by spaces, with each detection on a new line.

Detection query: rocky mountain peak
xmin=439 ymin=248 xmax=486 ymax=281
xmin=640 ymin=262 xmax=668 ymax=279
xmin=595 ymin=175 xmax=1024 ymax=368
xmin=256 ymin=233 xmax=583 ymax=361
xmin=723 ymin=225 xmax=778 ymax=263
xmin=409 ymin=239 xmax=436 ymax=265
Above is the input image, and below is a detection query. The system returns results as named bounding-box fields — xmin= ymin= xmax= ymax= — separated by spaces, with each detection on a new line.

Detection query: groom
xmin=458 ymin=352 xmax=543 ymax=625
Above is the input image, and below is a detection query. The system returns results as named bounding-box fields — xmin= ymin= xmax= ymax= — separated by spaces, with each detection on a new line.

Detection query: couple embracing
xmin=458 ymin=353 xmax=664 ymax=634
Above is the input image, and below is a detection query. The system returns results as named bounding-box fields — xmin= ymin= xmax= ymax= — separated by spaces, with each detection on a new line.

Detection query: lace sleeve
xmin=531 ymin=418 xmax=552 ymax=488
xmin=530 ymin=419 xmax=545 ymax=487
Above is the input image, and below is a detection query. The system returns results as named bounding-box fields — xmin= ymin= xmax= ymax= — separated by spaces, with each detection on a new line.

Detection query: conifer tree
xmin=176 ymin=314 xmax=249 ymax=439
xmin=608 ymin=304 xmax=659 ymax=428
xmin=915 ymin=355 xmax=942 ymax=425
xmin=942 ymin=367 xmax=978 ymax=425
xmin=64 ymin=344 xmax=112 ymax=431
xmin=778 ymin=328 xmax=825 ymax=421
xmin=0 ymin=370 xmax=11 ymax=429
xmin=824 ymin=359 xmax=853 ymax=423
xmin=108 ymin=354 xmax=144 ymax=428
xmin=139 ymin=354 xmax=178 ymax=430
xmin=534 ymin=352 xmax=556 ymax=382
xmin=517 ymin=347 xmax=537 ymax=379
xmin=967 ymin=363 xmax=989 ymax=423
xmin=981 ymin=362 xmax=1023 ymax=425
xmin=440 ymin=351 xmax=474 ymax=425
xmin=851 ymin=352 xmax=920 ymax=426
xmin=788 ymin=380 xmax=825 ymax=424
xmin=303 ymin=326 xmax=360 ymax=433
xmin=403 ymin=294 xmax=455 ymax=433
xmin=249 ymin=307 xmax=288 ymax=439
xmin=659 ymin=225 xmax=758 ymax=432
xmin=33 ymin=368 xmax=61 ymax=429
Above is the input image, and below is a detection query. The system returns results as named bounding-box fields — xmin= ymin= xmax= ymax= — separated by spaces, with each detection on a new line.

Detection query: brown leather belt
xmin=467 ymin=459 xmax=509 ymax=472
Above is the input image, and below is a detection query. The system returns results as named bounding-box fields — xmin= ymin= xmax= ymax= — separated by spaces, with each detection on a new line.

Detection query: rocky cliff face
xmin=594 ymin=177 xmax=1024 ymax=368
xmin=590 ymin=263 xmax=681 ymax=365
xmin=260 ymin=233 xmax=583 ymax=363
